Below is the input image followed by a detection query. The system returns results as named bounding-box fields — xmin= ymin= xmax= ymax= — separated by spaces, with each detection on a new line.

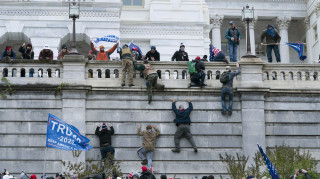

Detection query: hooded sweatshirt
xmin=91 ymin=42 xmax=117 ymax=60
xmin=172 ymin=102 xmax=193 ymax=125
xmin=19 ymin=43 xmax=34 ymax=59
xmin=137 ymin=128 xmax=160 ymax=151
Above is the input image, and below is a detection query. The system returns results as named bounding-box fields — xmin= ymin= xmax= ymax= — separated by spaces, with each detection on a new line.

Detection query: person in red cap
xmin=137 ymin=124 xmax=160 ymax=172
xmin=1 ymin=46 xmax=17 ymax=60
xmin=87 ymin=50 xmax=96 ymax=60
xmin=30 ymin=175 xmax=37 ymax=179
xmin=132 ymin=47 xmax=142 ymax=61
xmin=140 ymin=166 xmax=155 ymax=179
xmin=188 ymin=56 xmax=207 ymax=87
xmin=90 ymin=41 xmax=118 ymax=60
xmin=95 ymin=122 xmax=115 ymax=161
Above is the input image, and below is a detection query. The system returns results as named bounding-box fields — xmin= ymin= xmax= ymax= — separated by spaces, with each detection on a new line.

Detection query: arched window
xmin=88 ymin=69 xmax=93 ymax=78
xmin=105 ymin=69 xmax=110 ymax=78
xmin=3 ymin=68 xmax=8 ymax=77
xmin=21 ymin=68 xmax=26 ymax=77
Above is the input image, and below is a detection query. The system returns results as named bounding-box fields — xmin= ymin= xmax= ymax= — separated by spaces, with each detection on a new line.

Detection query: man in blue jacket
xmin=171 ymin=99 xmax=197 ymax=153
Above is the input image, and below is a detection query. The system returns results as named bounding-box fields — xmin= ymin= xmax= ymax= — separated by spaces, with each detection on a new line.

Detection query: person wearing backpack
xmin=188 ymin=56 xmax=207 ymax=87
xmin=225 ymin=21 xmax=241 ymax=62
xmin=220 ymin=63 xmax=241 ymax=115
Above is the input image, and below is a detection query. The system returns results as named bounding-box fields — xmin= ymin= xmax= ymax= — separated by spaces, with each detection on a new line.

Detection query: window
xmin=123 ymin=0 xmax=143 ymax=6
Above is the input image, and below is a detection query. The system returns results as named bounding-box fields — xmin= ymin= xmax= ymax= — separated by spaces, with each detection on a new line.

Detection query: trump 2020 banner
xmin=46 ymin=113 xmax=92 ymax=151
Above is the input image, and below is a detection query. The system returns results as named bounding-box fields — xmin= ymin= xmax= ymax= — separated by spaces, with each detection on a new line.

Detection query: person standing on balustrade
xmin=225 ymin=21 xmax=241 ymax=62
xmin=117 ymin=44 xmax=135 ymax=87
xmin=171 ymin=43 xmax=189 ymax=61
xmin=260 ymin=24 xmax=281 ymax=63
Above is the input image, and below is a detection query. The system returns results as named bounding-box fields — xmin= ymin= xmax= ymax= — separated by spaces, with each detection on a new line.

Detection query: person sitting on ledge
xmin=39 ymin=44 xmax=53 ymax=60
xmin=210 ymin=45 xmax=229 ymax=64
xmin=171 ymin=43 xmax=189 ymax=61
xmin=90 ymin=41 xmax=117 ymax=60
xmin=57 ymin=44 xmax=70 ymax=60
xmin=1 ymin=46 xmax=16 ymax=60
xmin=19 ymin=42 xmax=34 ymax=59
xmin=188 ymin=56 xmax=207 ymax=88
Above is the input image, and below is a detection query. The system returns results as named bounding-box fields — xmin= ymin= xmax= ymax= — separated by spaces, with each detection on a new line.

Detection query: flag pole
xmin=42 ymin=147 xmax=48 ymax=179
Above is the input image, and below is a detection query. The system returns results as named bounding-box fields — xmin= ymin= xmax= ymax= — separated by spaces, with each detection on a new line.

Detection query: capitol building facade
xmin=0 ymin=0 xmax=317 ymax=63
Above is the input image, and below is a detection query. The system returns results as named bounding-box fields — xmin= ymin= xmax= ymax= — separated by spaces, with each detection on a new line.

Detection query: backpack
xmin=220 ymin=71 xmax=231 ymax=84
xmin=187 ymin=61 xmax=197 ymax=75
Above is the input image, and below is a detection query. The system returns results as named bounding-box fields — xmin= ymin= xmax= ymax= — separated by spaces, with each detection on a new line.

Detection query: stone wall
xmin=0 ymin=56 xmax=320 ymax=178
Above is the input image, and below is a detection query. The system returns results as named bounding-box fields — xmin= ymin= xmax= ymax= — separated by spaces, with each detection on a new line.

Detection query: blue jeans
xmin=228 ymin=43 xmax=238 ymax=62
xmin=137 ymin=147 xmax=154 ymax=168
xmin=191 ymin=72 xmax=205 ymax=86
xmin=213 ymin=52 xmax=225 ymax=62
xmin=221 ymin=87 xmax=233 ymax=112
xmin=266 ymin=45 xmax=281 ymax=63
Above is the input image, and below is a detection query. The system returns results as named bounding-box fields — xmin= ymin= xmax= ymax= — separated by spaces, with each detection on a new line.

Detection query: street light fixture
xmin=69 ymin=1 xmax=80 ymax=54
xmin=242 ymin=4 xmax=257 ymax=58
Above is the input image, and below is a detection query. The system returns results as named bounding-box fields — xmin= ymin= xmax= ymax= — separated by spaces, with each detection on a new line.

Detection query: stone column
xmin=276 ymin=16 xmax=291 ymax=63
xmin=305 ymin=17 xmax=313 ymax=63
xmin=62 ymin=55 xmax=87 ymax=85
xmin=210 ymin=14 xmax=224 ymax=49
xmin=316 ymin=9 xmax=320 ymax=62
xmin=239 ymin=57 xmax=269 ymax=165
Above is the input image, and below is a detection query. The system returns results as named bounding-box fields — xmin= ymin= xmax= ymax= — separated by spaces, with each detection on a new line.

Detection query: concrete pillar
xmin=239 ymin=57 xmax=270 ymax=165
xmin=316 ymin=10 xmax=320 ymax=62
xmin=276 ymin=16 xmax=291 ymax=63
xmin=61 ymin=89 xmax=89 ymax=168
xmin=210 ymin=14 xmax=224 ymax=49
xmin=243 ymin=18 xmax=257 ymax=55
xmin=62 ymin=55 xmax=87 ymax=85
xmin=305 ymin=17 xmax=313 ymax=63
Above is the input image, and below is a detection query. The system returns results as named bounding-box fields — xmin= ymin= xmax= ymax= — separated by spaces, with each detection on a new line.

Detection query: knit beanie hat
xmin=102 ymin=123 xmax=107 ymax=129
xmin=180 ymin=43 xmax=185 ymax=48
xmin=142 ymin=166 xmax=148 ymax=172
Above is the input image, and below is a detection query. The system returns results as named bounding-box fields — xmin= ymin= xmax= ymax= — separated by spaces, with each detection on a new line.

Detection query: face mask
xmin=148 ymin=129 xmax=152 ymax=133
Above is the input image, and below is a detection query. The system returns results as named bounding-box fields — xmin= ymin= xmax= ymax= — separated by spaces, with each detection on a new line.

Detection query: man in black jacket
xmin=189 ymin=56 xmax=207 ymax=87
xmin=143 ymin=46 xmax=160 ymax=61
xmin=171 ymin=43 xmax=189 ymax=61
xmin=171 ymin=99 xmax=197 ymax=153
xmin=95 ymin=123 xmax=115 ymax=161
xmin=140 ymin=166 xmax=156 ymax=179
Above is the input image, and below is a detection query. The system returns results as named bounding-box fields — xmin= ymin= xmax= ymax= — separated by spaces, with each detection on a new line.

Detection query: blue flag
xmin=94 ymin=35 xmax=119 ymax=44
xmin=129 ymin=42 xmax=143 ymax=56
xmin=286 ymin=43 xmax=307 ymax=61
xmin=209 ymin=45 xmax=214 ymax=61
xmin=257 ymin=144 xmax=279 ymax=179
xmin=46 ymin=114 xmax=92 ymax=151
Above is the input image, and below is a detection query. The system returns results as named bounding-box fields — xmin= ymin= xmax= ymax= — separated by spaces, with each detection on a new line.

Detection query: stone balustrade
xmin=1 ymin=58 xmax=320 ymax=89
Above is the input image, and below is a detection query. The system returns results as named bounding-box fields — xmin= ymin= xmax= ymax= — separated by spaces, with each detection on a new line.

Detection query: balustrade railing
xmin=1 ymin=59 xmax=320 ymax=89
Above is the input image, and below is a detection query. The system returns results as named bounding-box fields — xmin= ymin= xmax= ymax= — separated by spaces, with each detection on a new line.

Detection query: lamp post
xmin=69 ymin=1 xmax=80 ymax=54
xmin=242 ymin=4 xmax=257 ymax=58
